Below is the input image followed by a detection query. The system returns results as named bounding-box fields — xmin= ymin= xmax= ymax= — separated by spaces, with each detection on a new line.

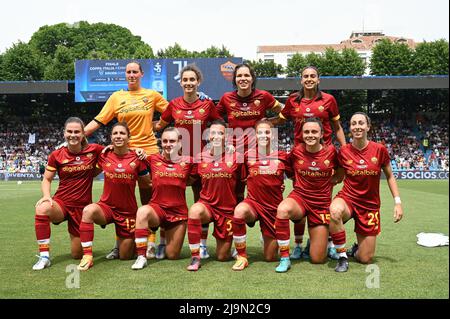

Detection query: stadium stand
xmin=0 ymin=114 xmax=447 ymax=174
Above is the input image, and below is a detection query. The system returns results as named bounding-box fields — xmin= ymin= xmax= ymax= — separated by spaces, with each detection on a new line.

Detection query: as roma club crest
xmin=220 ymin=61 xmax=237 ymax=82
xmin=318 ymin=105 xmax=325 ymax=112
xmin=254 ymin=100 xmax=261 ymax=107
xmin=130 ymin=162 xmax=136 ymax=168
xmin=371 ymin=157 xmax=378 ymax=164
xmin=86 ymin=153 xmax=93 ymax=159
xmin=199 ymin=108 xmax=205 ymax=114
xmin=226 ymin=162 xmax=233 ymax=168
xmin=324 ymin=160 xmax=330 ymax=167
xmin=143 ymin=97 xmax=149 ymax=104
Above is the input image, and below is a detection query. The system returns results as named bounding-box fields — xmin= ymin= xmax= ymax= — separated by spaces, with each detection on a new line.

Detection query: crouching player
xmin=186 ymin=120 xmax=245 ymax=271
xmin=329 ymin=112 xmax=403 ymax=272
xmin=77 ymin=122 xmax=151 ymax=271
xmin=131 ymin=127 xmax=196 ymax=269
xmin=275 ymin=118 xmax=339 ymax=272
xmin=231 ymin=120 xmax=291 ymax=270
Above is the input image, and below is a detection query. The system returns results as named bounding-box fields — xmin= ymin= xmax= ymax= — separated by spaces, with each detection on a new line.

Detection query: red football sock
xmin=330 ymin=230 xmax=346 ymax=253
xmin=135 ymin=228 xmax=149 ymax=257
xmin=188 ymin=218 xmax=202 ymax=258
xmin=275 ymin=217 xmax=290 ymax=258
xmin=80 ymin=222 xmax=94 ymax=256
xmin=294 ymin=221 xmax=305 ymax=244
xmin=232 ymin=217 xmax=247 ymax=257
xmin=35 ymin=215 xmax=51 ymax=254
xmin=201 ymin=224 xmax=209 ymax=240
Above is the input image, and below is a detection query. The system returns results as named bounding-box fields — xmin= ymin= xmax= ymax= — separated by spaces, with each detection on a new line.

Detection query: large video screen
xmin=75 ymin=57 xmax=242 ymax=102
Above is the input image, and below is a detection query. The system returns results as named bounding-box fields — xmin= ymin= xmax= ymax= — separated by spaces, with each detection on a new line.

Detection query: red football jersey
xmin=46 ymin=144 xmax=104 ymax=207
xmin=97 ymin=151 xmax=148 ymax=213
xmin=194 ymin=151 xmax=244 ymax=217
xmin=149 ymin=153 xmax=195 ymax=214
xmin=290 ymin=143 xmax=338 ymax=207
xmin=217 ymin=89 xmax=279 ymax=150
xmin=160 ymin=97 xmax=222 ymax=156
xmin=281 ymin=92 xmax=340 ymax=146
xmin=337 ymin=141 xmax=390 ymax=210
xmin=244 ymin=150 xmax=290 ymax=211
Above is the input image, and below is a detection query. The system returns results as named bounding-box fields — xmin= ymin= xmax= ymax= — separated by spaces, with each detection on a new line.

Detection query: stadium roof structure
xmin=0 ymin=76 xmax=448 ymax=95
xmin=257 ymin=75 xmax=449 ymax=91
xmin=0 ymin=81 xmax=69 ymax=94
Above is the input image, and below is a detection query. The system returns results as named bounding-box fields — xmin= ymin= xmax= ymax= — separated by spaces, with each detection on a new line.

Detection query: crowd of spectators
xmin=367 ymin=117 xmax=448 ymax=171
xmin=0 ymin=117 xmax=109 ymax=174
xmin=1 ymin=115 xmax=448 ymax=175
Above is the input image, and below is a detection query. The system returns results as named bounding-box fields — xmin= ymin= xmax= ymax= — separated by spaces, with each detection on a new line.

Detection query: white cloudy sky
xmin=2 ymin=0 xmax=449 ymax=59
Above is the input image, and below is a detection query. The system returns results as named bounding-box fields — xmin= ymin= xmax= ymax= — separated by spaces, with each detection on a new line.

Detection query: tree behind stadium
xmin=0 ymin=21 xmax=155 ymax=81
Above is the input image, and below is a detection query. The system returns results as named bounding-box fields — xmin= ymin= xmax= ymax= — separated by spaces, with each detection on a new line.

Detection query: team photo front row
xmin=33 ymin=114 xmax=403 ymax=274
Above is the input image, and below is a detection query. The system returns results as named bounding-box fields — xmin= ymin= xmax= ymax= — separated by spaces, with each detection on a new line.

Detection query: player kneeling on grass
xmin=33 ymin=117 xmax=104 ymax=270
xmin=329 ymin=112 xmax=404 ymax=273
xmin=77 ymin=122 xmax=151 ymax=271
xmin=231 ymin=120 xmax=291 ymax=270
xmin=132 ymin=127 xmax=196 ymax=270
xmin=275 ymin=118 xmax=339 ymax=273
xmin=186 ymin=120 xmax=245 ymax=271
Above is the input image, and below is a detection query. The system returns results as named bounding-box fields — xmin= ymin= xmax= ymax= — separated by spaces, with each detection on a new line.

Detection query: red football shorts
xmin=97 ymin=202 xmax=136 ymax=238
xmin=334 ymin=194 xmax=381 ymax=236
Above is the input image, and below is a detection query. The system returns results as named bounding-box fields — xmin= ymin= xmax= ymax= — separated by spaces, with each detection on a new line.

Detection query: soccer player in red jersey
xmin=277 ymin=66 xmax=346 ymax=261
xmin=186 ymin=120 xmax=244 ymax=271
xmin=131 ymin=127 xmax=196 ymax=270
xmin=274 ymin=118 xmax=339 ymax=272
xmin=77 ymin=122 xmax=151 ymax=271
xmin=154 ymin=64 xmax=222 ymax=161
xmin=329 ymin=112 xmax=404 ymax=273
xmin=33 ymin=117 xmax=104 ymax=270
xmin=153 ymin=64 xmax=221 ymax=259
xmin=231 ymin=120 xmax=291 ymax=270
xmin=216 ymin=63 xmax=283 ymax=155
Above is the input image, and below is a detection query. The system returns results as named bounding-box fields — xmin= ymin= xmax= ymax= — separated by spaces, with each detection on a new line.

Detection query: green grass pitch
xmin=0 ymin=179 xmax=448 ymax=299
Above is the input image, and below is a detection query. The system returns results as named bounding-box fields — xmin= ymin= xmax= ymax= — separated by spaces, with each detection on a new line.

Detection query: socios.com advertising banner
xmin=75 ymin=58 xmax=242 ymax=102
xmin=392 ymin=170 xmax=449 ymax=179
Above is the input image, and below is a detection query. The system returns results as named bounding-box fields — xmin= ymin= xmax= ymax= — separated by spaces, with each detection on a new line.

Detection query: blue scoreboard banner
xmin=75 ymin=57 xmax=243 ymax=102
